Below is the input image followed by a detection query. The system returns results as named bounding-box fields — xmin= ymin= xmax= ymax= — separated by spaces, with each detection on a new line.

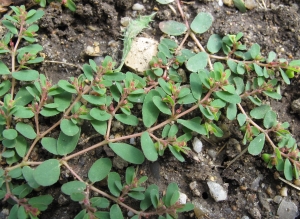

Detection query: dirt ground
xmin=2 ymin=0 xmax=300 ymax=218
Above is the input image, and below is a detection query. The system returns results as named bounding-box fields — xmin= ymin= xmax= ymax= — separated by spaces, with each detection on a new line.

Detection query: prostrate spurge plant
xmin=0 ymin=3 xmax=299 ymax=219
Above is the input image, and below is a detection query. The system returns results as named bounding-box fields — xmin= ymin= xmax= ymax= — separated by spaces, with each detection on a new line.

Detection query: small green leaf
xmin=12 ymin=184 xmax=32 ymax=198
xmin=108 ymin=172 xmax=122 ymax=197
xmin=88 ymin=158 xmax=112 ymax=183
xmin=90 ymin=108 xmax=111 ymax=121
xmin=215 ymin=91 xmax=241 ymax=104
xmin=177 ymin=118 xmax=207 ymax=135
xmin=12 ymin=70 xmax=39 ymax=81
xmin=249 ymin=43 xmax=260 ymax=59
xmin=13 ymin=106 xmax=34 ymax=119
xmin=41 ymin=137 xmax=58 ymax=155
xmin=250 ymin=105 xmax=270 ymax=119
xmin=109 ymin=143 xmax=145 ymax=164
xmin=237 ymin=113 xmax=247 ymax=126
xmin=2 ymin=20 xmax=18 ymax=34
xmin=33 ymin=159 xmax=60 ymax=186
xmin=57 ymin=129 xmax=81 ymax=155
xmin=125 ymin=166 xmax=135 ymax=185
xmin=190 ymin=73 xmax=202 ymax=100
xmin=25 ymin=10 xmax=44 ymax=24
xmin=279 ymin=68 xmax=290 ymax=85
xmin=61 ymin=181 xmax=86 ymax=195
xmin=3 ymin=129 xmax=18 ymax=140
xmin=16 ymin=123 xmax=36 ymax=139
xmin=110 ymin=204 xmax=124 ymax=219
xmin=141 ymin=132 xmax=158 ymax=161
xmin=284 ymin=159 xmax=293 ymax=181
xmin=82 ymin=95 xmax=106 ymax=105
xmin=177 ymin=203 xmax=194 ymax=213
xmin=115 ymin=114 xmax=138 ymax=126
xmin=15 ymin=135 xmax=27 ymax=157
xmin=226 ymin=103 xmax=237 ymax=120
xmin=248 ymin=133 xmax=265 ymax=155
xmin=28 ymin=195 xmax=53 ymax=211
xmin=168 ymin=145 xmax=185 ymax=162
xmin=142 ymin=90 xmax=160 ymax=127
xmin=263 ymin=110 xmax=277 ymax=129
xmin=90 ymin=197 xmax=110 ymax=208
xmin=233 ymin=77 xmax=244 ymax=95
xmin=186 ymin=52 xmax=208 ymax=72
xmin=60 ymin=119 xmax=80 ymax=136
xmin=190 ymin=12 xmax=213 ymax=34
xmin=91 ymin=120 xmax=107 ymax=135
xmin=140 ymin=184 xmax=159 ymax=210
xmin=207 ymin=34 xmax=222 ymax=54
xmin=159 ymin=21 xmax=187 ymax=36
xmin=233 ymin=0 xmax=246 ymax=12
xmin=58 ymin=80 xmax=77 ymax=94
xmin=153 ymin=96 xmax=172 ymax=115
xmin=22 ymin=166 xmax=40 ymax=189
xmin=150 ymin=189 xmax=159 ymax=208
xmin=0 ymin=80 xmax=11 ymax=96
xmin=0 ymin=61 xmax=10 ymax=75
xmin=263 ymin=91 xmax=282 ymax=100
xmin=163 ymin=182 xmax=179 ymax=207
xmin=267 ymin=51 xmax=276 ymax=63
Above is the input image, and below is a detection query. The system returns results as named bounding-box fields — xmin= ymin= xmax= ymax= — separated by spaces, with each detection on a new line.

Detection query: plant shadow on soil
xmin=2 ymin=0 xmax=300 ymax=218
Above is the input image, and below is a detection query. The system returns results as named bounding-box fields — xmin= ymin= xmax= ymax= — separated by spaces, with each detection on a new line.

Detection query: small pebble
xmin=127 ymin=211 xmax=134 ymax=217
xmin=132 ymin=3 xmax=145 ymax=11
xmin=207 ymin=181 xmax=228 ymax=202
xmin=193 ymin=137 xmax=203 ymax=153
xmin=277 ymin=198 xmax=299 ymax=219
xmin=179 ymin=192 xmax=187 ymax=204
xmin=189 ymin=181 xmax=197 ymax=190
xmin=120 ymin=17 xmax=131 ymax=27
xmin=273 ymin=195 xmax=283 ymax=204
xmin=280 ymin=187 xmax=288 ymax=197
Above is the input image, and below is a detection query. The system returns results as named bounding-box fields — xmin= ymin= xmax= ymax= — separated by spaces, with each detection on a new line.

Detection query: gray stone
xmin=277 ymin=198 xmax=299 ymax=219
xmin=207 ymin=181 xmax=228 ymax=202
xmin=291 ymin=98 xmax=300 ymax=114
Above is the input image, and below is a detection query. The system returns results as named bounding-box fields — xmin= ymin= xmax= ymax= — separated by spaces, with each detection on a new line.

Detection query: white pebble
xmin=193 ymin=137 xmax=203 ymax=153
xmin=132 ymin=3 xmax=145 ymax=11
xmin=179 ymin=192 xmax=187 ymax=204
xmin=207 ymin=181 xmax=228 ymax=202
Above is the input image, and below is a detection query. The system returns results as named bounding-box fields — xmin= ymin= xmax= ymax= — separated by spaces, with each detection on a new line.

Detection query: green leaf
xmin=215 ymin=91 xmax=241 ymax=104
xmin=16 ymin=123 xmax=36 ymax=139
xmin=61 ymin=181 xmax=86 ymax=195
xmin=158 ymin=78 xmax=171 ymax=95
xmin=267 ymin=51 xmax=276 ymax=63
xmin=177 ymin=118 xmax=207 ymax=135
xmin=54 ymin=91 xmax=72 ymax=112
xmin=279 ymin=68 xmax=290 ymax=85
xmin=88 ymin=158 xmax=112 ymax=183
xmin=159 ymin=21 xmax=187 ymax=36
xmin=108 ymin=172 xmax=122 ymax=197
xmin=22 ymin=166 xmax=40 ymax=189
xmin=110 ymin=204 xmax=124 ymax=219
xmin=227 ymin=60 xmax=237 ymax=73
xmin=15 ymin=135 xmax=27 ymax=157
xmin=109 ymin=143 xmax=145 ymax=164
xmin=226 ymin=103 xmax=237 ymax=120
xmin=58 ymin=80 xmax=77 ymax=94
xmin=237 ymin=62 xmax=245 ymax=75
xmin=25 ymin=10 xmax=44 ymax=24
xmin=125 ymin=166 xmax=135 ymax=185
xmin=186 ymin=52 xmax=208 ymax=72
xmin=40 ymin=108 xmax=60 ymax=117
xmin=141 ymin=132 xmax=158 ymax=161
xmin=82 ymin=95 xmax=106 ymax=105
xmin=140 ymin=184 xmax=159 ymax=210
xmin=237 ymin=113 xmax=246 ymax=126
xmin=207 ymin=34 xmax=222 ymax=54
xmin=248 ymin=133 xmax=265 ymax=155
xmin=168 ymin=145 xmax=185 ymax=162
xmin=33 ymin=159 xmax=60 ymax=186
xmin=284 ymin=159 xmax=293 ymax=181
xmin=150 ymin=189 xmax=159 ymax=208
xmin=153 ymin=96 xmax=172 ymax=115
xmin=28 ymin=195 xmax=53 ymax=211
xmin=263 ymin=110 xmax=277 ymax=129
xmin=190 ymin=73 xmax=202 ymax=100
xmin=57 ymin=129 xmax=81 ymax=155
xmin=2 ymin=20 xmax=18 ymax=34
xmin=65 ymin=0 xmax=76 ymax=11
xmin=12 ymin=184 xmax=32 ymax=198
xmin=0 ymin=61 xmax=10 ymax=75
xmin=142 ymin=90 xmax=160 ymax=127
xmin=163 ymin=182 xmax=179 ymax=207
xmin=250 ymin=105 xmax=270 ymax=119
xmin=41 ymin=137 xmax=58 ymax=155
xmin=233 ymin=0 xmax=246 ymax=12
xmin=91 ymin=120 xmax=107 ymax=135
xmin=3 ymin=129 xmax=18 ymax=140
xmin=0 ymin=80 xmax=11 ymax=96
xmin=233 ymin=77 xmax=244 ymax=95
xmin=90 ymin=108 xmax=111 ymax=121
xmin=263 ymin=91 xmax=282 ymax=100
xmin=190 ymin=12 xmax=213 ymax=34
xmin=90 ymin=197 xmax=110 ymax=208
xmin=60 ymin=119 xmax=80 ymax=136
xmin=249 ymin=43 xmax=260 ymax=59
xmin=177 ymin=93 xmax=197 ymax=104
xmin=8 ymin=167 xmax=22 ymax=178
xmin=13 ymin=106 xmax=34 ymax=119
xmin=12 ymin=70 xmax=39 ymax=81
xmin=8 ymin=205 xmax=18 ymax=219
xmin=177 ymin=203 xmax=194 ymax=213
xmin=115 ymin=114 xmax=138 ymax=126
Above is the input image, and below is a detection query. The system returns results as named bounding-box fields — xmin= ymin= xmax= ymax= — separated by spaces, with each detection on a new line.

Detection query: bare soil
xmin=2 ymin=0 xmax=300 ymax=218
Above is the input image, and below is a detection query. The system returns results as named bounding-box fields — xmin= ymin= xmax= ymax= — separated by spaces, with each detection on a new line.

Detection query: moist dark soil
xmin=1 ymin=0 xmax=300 ymax=218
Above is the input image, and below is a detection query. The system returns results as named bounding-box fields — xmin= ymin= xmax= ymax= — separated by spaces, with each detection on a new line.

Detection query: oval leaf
xmin=141 ymin=132 xmax=158 ymax=161
xmin=60 ymin=119 xmax=80 ymax=136
xmin=248 ymin=133 xmax=265 ymax=155
xmin=190 ymin=12 xmax=213 ymax=34
xmin=159 ymin=21 xmax=187 ymax=36
xmin=115 ymin=114 xmax=138 ymax=126
xmin=109 ymin=143 xmax=145 ymax=164
xmin=88 ymin=158 xmax=112 ymax=183
xmin=33 ymin=159 xmax=60 ymax=186
xmin=61 ymin=181 xmax=86 ymax=195
xmin=12 ymin=70 xmax=39 ymax=81
xmin=57 ymin=129 xmax=81 ymax=155
xmin=186 ymin=52 xmax=208 ymax=72
xmin=16 ymin=122 xmax=36 ymax=139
